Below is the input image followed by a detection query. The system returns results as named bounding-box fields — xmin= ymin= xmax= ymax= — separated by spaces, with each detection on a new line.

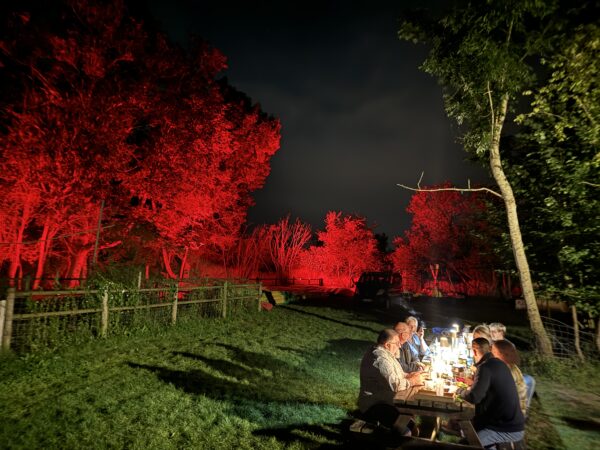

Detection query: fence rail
xmin=1 ymin=281 xmax=262 ymax=353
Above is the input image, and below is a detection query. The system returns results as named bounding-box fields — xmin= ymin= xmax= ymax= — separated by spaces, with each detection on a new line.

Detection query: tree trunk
xmin=32 ymin=219 xmax=58 ymax=290
xmin=596 ymin=316 xmax=600 ymax=352
xmin=8 ymin=198 xmax=33 ymax=285
xmin=179 ymin=247 xmax=189 ymax=280
xmin=162 ymin=247 xmax=178 ymax=279
xmin=69 ymin=249 xmax=90 ymax=287
xmin=489 ymin=93 xmax=553 ymax=356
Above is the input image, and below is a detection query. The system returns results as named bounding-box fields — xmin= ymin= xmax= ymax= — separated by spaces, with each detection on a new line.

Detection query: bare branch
xmin=397 ymin=173 xmax=503 ymax=198
xmin=582 ymin=181 xmax=600 ymax=188
xmin=487 ymin=81 xmax=495 ymax=129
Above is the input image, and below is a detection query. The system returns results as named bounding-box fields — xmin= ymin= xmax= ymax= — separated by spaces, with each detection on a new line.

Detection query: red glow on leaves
xmin=0 ymin=0 xmax=280 ymax=286
xmin=392 ymin=184 xmax=502 ymax=296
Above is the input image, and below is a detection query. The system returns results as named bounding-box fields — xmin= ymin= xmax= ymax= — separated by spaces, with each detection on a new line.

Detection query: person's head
xmin=471 ymin=337 xmax=491 ymax=363
xmin=405 ymin=316 xmax=419 ymax=333
xmin=472 ymin=324 xmax=492 ymax=343
xmin=377 ymin=329 xmax=402 ymax=357
xmin=492 ymin=339 xmax=520 ymax=366
xmin=489 ymin=322 xmax=507 ymax=341
xmin=394 ymin=322 xmax=412 ymax=345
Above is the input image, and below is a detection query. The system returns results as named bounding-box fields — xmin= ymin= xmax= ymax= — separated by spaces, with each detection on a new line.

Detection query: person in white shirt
xmin=358 ymin=329 xmax=424 ymax=435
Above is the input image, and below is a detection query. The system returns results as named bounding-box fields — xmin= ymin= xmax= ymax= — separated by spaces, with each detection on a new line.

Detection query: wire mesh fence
xmin=1 ymin=281 xmax=262 ymax=353
xmin=541 ymin=315 xmax=599 ymax=360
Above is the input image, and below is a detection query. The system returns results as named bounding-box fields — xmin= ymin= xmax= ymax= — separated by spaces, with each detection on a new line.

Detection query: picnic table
xmin=394 ymin=387 xmax=483 ymax=448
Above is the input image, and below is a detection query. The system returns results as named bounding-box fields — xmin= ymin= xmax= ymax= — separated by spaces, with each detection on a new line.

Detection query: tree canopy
xmin=510 ymin=23 xmax=599 ymax=317
xmin=0 ymin=0 xmax=280 ymax=284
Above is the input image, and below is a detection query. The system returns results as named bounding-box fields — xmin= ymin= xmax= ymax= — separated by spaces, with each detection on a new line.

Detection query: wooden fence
xmin=0 ymin=281 xmax=262 ymax=352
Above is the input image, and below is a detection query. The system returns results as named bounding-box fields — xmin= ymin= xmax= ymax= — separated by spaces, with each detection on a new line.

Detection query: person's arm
xmin=376 ymin=355 xmax=411 ymax=391
xmin=400 ymin=343 xmax=424 ymax=372
xmin=416 ymin=331 xmax=431 ymax=357
xmin=459 ymin=365 xmax=491 ymax=405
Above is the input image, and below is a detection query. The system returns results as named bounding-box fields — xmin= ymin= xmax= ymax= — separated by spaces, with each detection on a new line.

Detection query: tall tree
xmin=259 ymin=216 xmax=312 ymax=281
xmin=398 ymin=1 xmax=558 ymax=355
xmin=0 ymin=0 xmax=281 ymax=284
xmin=303 ymin=212 xmax=381 ymax=286
xmin=392 ymin=184 xmax=500 ymax=296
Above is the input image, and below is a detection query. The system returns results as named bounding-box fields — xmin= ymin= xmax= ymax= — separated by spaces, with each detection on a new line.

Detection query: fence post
xmin=101 ymin=291 xmax=109 ymax=337
xmin=2 ymin=288 xmax=15 ymax=350
xmin=257 ymin=282 xmax=263 ymax=312
xmin=222 ymin=281 xmax=228 ymax=318
xmin=0 ymin=298 xmax=6 ymax=349
xmin=137 ymin=271 xmax=142 ymax=290
xmin=171 ymin=283 xmax=178 ymax=325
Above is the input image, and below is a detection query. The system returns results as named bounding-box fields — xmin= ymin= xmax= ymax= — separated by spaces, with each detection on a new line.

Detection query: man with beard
xmin=358 ymin=329 xmax=424 ymax=436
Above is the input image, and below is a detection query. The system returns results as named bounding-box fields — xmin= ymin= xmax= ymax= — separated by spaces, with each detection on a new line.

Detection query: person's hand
xmin=417 ymin=327 xmax=424 ymax=339
xmin=407 ymin=371 xmax=424 ymax=386
xmin=416 ymin=362 xmax=426 ymax=371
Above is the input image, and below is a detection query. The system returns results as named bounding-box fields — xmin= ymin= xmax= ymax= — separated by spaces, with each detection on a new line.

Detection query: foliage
xmin=510 ymin=23 xmax=600 ymax=316
xmin=301 ymin=212 xmax=382 ymax=286
xmin=0 ymin=0 xmax=280 ymax=286
xmin=392 ymin=184 xmax=502 ymax=295
xmin=397 ymin=0 xmax=568 ymax=355
xmin=258 ymin=216 xmax=312 ymax=280
xmin=398 ymin=0 xmax=555 ymax=157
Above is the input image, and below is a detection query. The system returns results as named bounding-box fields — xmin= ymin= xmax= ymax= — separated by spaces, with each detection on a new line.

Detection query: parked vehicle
xmin=353 ymin=271 xmax=401 ymax=308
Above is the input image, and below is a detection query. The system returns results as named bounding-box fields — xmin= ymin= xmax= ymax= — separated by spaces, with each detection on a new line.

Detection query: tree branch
xmin=397 ymin=173 xmax=503 ymax=198
xmin=582 ymin=181 xmax=600 ymax=188
xmin=487 ymin=81 xmax=495 ymax=129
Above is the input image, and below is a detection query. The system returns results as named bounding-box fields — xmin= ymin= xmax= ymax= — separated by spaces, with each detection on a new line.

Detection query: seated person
xmin=490 ymin=323 xmax=536 ymax=410
xmin=472 ymin=324 xmax=492 ymax=343
xmin=394 ymin=322 xmax=426 ymax=373
xmin=489 ymin=322 xmax=507 ymax=342
xmin=405 ymin=316 xmax=430 ymax=359
xmin=456 ymin=338 xmax=525 ymax=448
xmin=492 ymin=340 xmax=528 ymax=416
xmin=358 ymin=329 xmax=424 ymax=436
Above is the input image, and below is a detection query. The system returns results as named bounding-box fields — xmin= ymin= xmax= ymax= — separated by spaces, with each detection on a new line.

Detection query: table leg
xmin=430 ymin=416 xmax=442 ymax=441
xmin=458 ymin=420 xmax=483 ymax=447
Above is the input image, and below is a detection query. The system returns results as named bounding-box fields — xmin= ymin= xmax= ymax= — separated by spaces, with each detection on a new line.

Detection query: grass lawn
xmin=1 ymin=297 xmax=598 ymax=449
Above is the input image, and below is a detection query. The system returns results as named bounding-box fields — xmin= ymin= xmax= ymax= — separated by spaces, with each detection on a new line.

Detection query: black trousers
xmin=363 ymin=404 xmax=414 ymax=435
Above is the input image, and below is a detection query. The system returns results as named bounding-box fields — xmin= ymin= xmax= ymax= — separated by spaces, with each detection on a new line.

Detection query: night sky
xmin=146 ymin=0 xmax=490 ymax=239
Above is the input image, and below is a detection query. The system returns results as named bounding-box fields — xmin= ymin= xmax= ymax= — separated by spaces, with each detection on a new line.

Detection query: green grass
xmin=0 ymin=305 xmax=382 ymax=449
xmin=1 ymin=300 xmax=598 ymax=449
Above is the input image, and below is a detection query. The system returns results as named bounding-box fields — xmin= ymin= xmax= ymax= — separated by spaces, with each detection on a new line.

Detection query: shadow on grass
xmin=252 ymin=422 xmax=347 ymax=448
xmin=279 ymin=304 xmax=384 ymax=333
xmin=526 ymin=395 xmax=566 ymax=450
xmin=127 ymin=340 xmax=353 ymax=406
xmin=560 ymin=416 xmax=600 ymax=432
xmin=287 ymin=296 xmax=414 ymax=325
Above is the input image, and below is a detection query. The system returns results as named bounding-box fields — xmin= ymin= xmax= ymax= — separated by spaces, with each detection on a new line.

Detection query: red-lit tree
xmin=302 ymin=212 xmax=382 ymax=286
xmin=392 ymin=184 xmax=500 ymax=296
xmin=257 ymin=216 xmax=312 ymax=282
xmin=0 ymin=0 xmax=280 ymax=285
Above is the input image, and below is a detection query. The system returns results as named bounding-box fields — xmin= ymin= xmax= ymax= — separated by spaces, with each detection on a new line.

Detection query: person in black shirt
xmin=456 ymin=337 xmax=525 ymax=448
